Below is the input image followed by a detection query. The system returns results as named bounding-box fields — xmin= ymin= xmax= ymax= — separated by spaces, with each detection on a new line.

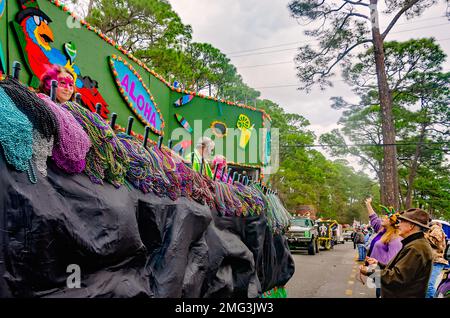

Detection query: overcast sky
xmin=168 ymin=0 xmax=450 ymax=142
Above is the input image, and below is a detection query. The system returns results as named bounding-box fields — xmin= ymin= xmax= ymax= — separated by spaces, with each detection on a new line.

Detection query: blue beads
xmin=0 ymin=87 xmax=33 ymax=171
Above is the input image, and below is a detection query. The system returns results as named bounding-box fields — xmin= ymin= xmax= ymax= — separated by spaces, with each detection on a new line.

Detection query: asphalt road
xmin=285 ymin=240 xmax=376 ymax=298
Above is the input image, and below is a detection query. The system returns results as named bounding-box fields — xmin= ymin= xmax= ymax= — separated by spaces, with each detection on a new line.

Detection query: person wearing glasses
xmin=360 ymin=208 xmax=433 ymax=298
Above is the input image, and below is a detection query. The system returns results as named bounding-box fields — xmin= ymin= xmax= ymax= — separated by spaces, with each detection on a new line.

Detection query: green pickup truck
xmin=286 ymin=217 xmax=320 ymax=255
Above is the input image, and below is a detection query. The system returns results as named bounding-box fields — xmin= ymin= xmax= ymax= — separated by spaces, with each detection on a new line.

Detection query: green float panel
xmin=3 ymin=0 xmax=271 ymax=166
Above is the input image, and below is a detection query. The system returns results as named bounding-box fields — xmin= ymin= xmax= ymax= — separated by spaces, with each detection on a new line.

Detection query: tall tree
xmin=258 ymin=99 xmax=377 ymax=223
xmin=396 ymin=70 xmax=449 ymax=208
xmin=85 ymin=0 xmax=192 ymax=52
xmin=75 ymin=1 xmax=241 ymax=93
xmin=321 ymin=38 xmax=449 ymax=210
xmin=183 ymin=42 xmax=237 ymax=92
xmin=221 ymin=76 xmax=261 ymax=103
xmin=287 ymin=0 xmax=445 ymax=208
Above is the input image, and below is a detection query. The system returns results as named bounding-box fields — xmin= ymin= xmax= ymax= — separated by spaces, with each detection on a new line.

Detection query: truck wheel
xmin=308 ymin=240 xmax=316 ymax=255
xmin=325 ymin=240 xmax=331 ymax=250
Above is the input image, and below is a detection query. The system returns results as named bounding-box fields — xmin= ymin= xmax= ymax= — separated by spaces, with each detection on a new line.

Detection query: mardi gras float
xmin=0 ymin=0 xmax=294 ymax=298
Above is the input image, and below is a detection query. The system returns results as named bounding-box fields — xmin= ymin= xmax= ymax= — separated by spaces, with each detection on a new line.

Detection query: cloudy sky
xmin=168 ymin=0 xmax=450 ymax=141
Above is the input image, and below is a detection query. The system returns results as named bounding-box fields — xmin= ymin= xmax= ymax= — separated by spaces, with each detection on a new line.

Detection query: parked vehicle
xmin=287 ymin=217 xmax=319 ymax=255
xmin=343 ymin=229 xmax=353 ymax=242
xmin=333 ymin=224 xmax=345 ymax=245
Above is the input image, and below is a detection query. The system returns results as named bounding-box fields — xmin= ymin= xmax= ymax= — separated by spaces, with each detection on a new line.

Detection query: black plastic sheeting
xmin=0 ymin=157 xmax=294 ymax=298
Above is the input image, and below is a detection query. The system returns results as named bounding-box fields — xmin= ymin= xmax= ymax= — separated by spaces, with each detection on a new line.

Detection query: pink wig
xmin=213 ymin=155 xmax=227 ymax=170
xmin=212 ymin=155 xmax=230 ymax=183
xmin=39 ymin=64 xmax=76 ymax=98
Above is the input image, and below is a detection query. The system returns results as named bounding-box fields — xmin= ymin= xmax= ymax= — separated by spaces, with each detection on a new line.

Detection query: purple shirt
xmin=368 ymin=214 xmax=402 ymax=265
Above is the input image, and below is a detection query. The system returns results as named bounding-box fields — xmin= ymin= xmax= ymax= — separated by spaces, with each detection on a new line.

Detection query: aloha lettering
xmin=120 ymin=74 xmax=157 ymax=127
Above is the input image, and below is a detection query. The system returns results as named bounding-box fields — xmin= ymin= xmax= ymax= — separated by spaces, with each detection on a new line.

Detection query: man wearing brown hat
xmin=363 ymin=208 xmax=433 ymax=297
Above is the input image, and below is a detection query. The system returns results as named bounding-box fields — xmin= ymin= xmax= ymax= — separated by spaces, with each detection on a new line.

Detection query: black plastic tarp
xmin=0 ymin=157 xmax=294 ymax=298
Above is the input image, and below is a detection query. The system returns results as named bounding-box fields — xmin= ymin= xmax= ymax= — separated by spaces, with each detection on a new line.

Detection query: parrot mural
xmin=0 ymin=0 xmax=5 ymax=19
xmin=0 ymin=0 xmax=5 ymax=76
xmin=11 ymin=0 xmax=109 ymax=117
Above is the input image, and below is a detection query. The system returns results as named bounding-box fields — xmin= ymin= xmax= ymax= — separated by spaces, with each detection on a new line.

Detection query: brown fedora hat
xmin=398 ymin=208 xmax=430 ymax=229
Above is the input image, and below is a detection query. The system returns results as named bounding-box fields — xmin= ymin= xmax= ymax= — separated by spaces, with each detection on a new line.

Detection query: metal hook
xmin=110 ymin=113 xmax=118 ymax=130
xmin=213 ymin=163 xmax=219 ymax=181
xmin=143 ymin=126 xmax=150 ymax=149
xmin=200 ymin=157 xmax=204 ymax=176
xmin=95 ymin=103 xmax=102 ymax=114
xmin=50 ymin=80 xmax=58 ymax=102
xmin=12 ymin=61 xmax=21 ymax=80
xmin=126 ymin=116 xmax=134 ymax=135
xmin=75 ymin=93 xmax=82 ymax=104
xmin=226 ymin=168 xmax=232 ymax=183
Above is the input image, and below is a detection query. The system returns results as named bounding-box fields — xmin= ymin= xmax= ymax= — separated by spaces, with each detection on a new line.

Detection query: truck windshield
xmin=291 ymin=219 xmax=308 ymax=227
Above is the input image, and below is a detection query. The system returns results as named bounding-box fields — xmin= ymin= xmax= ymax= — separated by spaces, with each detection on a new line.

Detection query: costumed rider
xmin=186 ymin=136 xmax=215 ymax=178
xmin=319 ymin=223 xmax=327 ymax=237
xmin=39 ymin=64 xmax=76 ymax=103
xmin=212 ymin=154 xmax=231 ymax=183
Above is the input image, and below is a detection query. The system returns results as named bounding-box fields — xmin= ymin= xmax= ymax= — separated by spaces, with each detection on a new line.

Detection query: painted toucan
xmin=13 ymin=0 xmax=109 ymax=117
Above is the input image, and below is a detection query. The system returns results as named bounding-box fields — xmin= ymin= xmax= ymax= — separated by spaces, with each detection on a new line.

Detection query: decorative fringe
xmin=0 ymin=77 xmax=59 ymax=141
xmin=116 ymin=132 xmax=157 ymax=194
xmin=212 ymin=181 xmax=241 ymax=216
xmin=233 ymin=183 xmax=265 ymax=217
xmin=32 ymin=130 xmax=54 ymax=176
xmin=150 ymin=147 xmax=181 ymax=201
xmin=263 ymin=189 xmax=292 ymax=234
xmin=0 ymin=87 xmax=33 ymax=171
xmin=192 ymin=172 xmax=215 ymax=208
xmin=213 ymin=180 xmax=273 ymax=217
xmin=141 ymin=146 xmax=173 ymax=198
xmin=62 ymin=101 xmax=129 ymax=188
xmin=38 ymin=94 xmax=91 ymax=174
xmin=170 ymin=151 xmax=194 ymax=198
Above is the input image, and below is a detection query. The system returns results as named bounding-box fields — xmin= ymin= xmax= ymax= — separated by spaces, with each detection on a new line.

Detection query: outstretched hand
xmin=365 ymin=197 xmax=372 ymax=205
xmin=365 ymin=257 xmax=378 ymax=265
xmin=359 ymin=265 xmax=369 ymax=275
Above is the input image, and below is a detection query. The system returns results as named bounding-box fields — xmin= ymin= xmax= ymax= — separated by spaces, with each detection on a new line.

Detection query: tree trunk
xmin=377 ymin=169 xmax=384 ymax=202
xmin=398 ymin=182 xmax=404 ymax=209
xmin=405 ymin=124 xmax=426 ymax=209
xmin=370 ymin=0 xmax=399 ymax=209
xmin=87 ymin=0 xmax=95 ymax=18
